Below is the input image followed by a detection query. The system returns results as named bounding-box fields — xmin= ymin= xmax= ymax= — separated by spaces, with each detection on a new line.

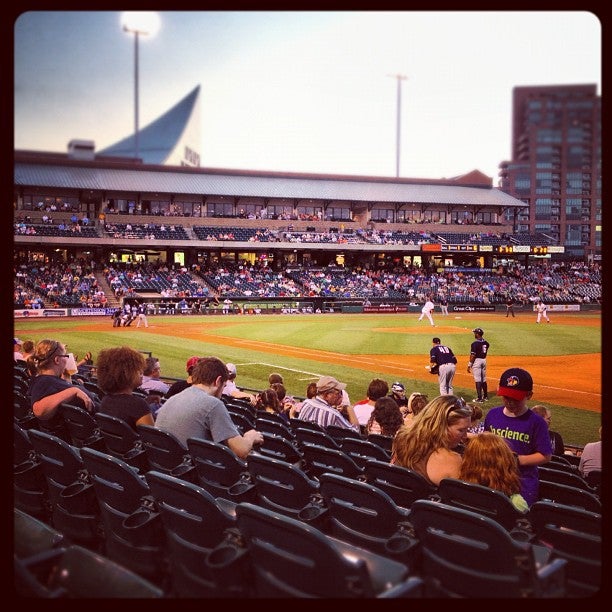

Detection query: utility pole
xmin=387 ymin=74 xmax=408 ymax=177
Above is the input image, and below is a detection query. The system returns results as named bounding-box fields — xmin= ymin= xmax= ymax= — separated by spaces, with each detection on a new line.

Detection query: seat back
xmin=255 ymin=417 xmax=295 ymax=442
xmin=289 ymin=418 xmax=325 ymax=433
xmin=294 ymin=427 xmax=341 ymax=450
xmin=228 ymin=410 xmax=256 ymax=434
xmin=235 ymin=502 xmax=412 ymax=598
xmin=246 ymin=453 xmax=320 ymax=518
xmin=529 ymin=500 xmax=601 ymax=597
xmin=14 ymin=390 xmax=39 ymax=431
xmin=94 ymin=413 xmax=149 ymax=473
xmin=366 ymin=433 xmax=394 ymax=454
xmin=15 ymin=545 xmax=164 ymax=598
xmin=325 ymin=424 xmax=363 ymax=441
xmin=13 ymin=423 xmax=50 ymax=520
xmin=317 ymin=473 xmax=416 ymax=563
xmin=256 ymin=410 xmax=288 ymax=425
xmin=136 ymin=424 xmax=195 ymax=478
xmin=80 ymin=447 xmax=167 ymax=583
xmin=14 ymin=507 xmax=65 ymax=560
xmin=300 ymin=442 xmax=364 ymax=481
xmin=339 ymin=437 xmax=391 ymax=468
xmin=60 ymin=403 xmax=106 ymax=450
xmin=255 ymin=432 xmax=305 ymax=465
xmin=538 ymin=466 xmax=595 ymax=493
xmin=145 ymin=470 xmax=247 ymax=598
xmin=363 ymin=459 xmax=437 ymax=509
xmin=538 ymin=479 xmax=602 ymax=513
xmin=410 ymin=499 xmax=567 ymax=598
xmin=186 ymin=437 xmax=256 ymax=503
xmin=437 ymin=478 xmax=529 ymax=533
xmin=28 ymin=428 xmax=101 ymax=547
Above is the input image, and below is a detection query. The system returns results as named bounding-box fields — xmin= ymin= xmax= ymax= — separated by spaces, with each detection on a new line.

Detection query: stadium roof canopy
xmin=14 ymin=156 xmax=525 ymax=209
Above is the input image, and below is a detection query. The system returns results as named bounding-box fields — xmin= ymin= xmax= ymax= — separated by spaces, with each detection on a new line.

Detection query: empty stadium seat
xmin=145 ymin=470 xmax=249 ymax=597
xmin=235 ymin=502 xmax=424 ymax=598
xmin=410 ymin=499 xmax=568 ymax=598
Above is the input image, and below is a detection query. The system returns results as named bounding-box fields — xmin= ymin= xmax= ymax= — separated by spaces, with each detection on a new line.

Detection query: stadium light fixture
xmin=121 ymin=12 xmax=161 ymax=161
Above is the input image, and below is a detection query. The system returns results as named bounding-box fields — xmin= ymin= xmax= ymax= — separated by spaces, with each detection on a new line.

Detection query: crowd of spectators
xmin=14 ymin=256 xmax=601 ymax=310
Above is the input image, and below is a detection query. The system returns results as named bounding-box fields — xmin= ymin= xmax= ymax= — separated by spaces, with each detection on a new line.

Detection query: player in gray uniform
xmin=467 ymin=327 xmax=490 ymax=402
xmin=430 ymin=337 xmax=457 ymax=395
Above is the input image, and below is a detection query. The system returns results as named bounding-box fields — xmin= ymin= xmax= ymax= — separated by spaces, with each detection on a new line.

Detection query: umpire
xmin=467 ymin=327 xmax=490 ymax=402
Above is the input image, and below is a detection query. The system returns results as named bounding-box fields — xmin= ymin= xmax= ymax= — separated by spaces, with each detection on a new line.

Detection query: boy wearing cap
xmin=484 ymin=367 xmax=552 ymax=506
xmin=298 ymin=375 xmax=360 ymax=431
xmin=388 ymin=382 xmax=409 ymax=408
xmin=467 ymin=327 xmax=490 ymax=402
xmin=222 ymin=363 xmax=257 ymax=405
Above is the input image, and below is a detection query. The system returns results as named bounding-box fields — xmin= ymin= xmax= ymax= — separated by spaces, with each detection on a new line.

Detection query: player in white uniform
xmin=536 ymin=301 xmax=550 ymax=323
xmin=418 ymin=298 xmax=436 ymax=326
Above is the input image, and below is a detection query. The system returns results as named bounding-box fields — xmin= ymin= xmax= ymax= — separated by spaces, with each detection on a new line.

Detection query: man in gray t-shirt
xmin=155 ymin=356 xmax=263 ymax=459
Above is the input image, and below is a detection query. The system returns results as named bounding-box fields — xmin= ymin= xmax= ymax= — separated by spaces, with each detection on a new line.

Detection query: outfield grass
xmin=15 ymin=312 xmax=601 ymax=448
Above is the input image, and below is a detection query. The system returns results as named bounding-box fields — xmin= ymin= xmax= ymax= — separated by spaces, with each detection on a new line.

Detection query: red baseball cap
xmin=497 ymin=367 xmax=533 ymax=400
xmin=186 ymin=356 xmax=201 ymax=373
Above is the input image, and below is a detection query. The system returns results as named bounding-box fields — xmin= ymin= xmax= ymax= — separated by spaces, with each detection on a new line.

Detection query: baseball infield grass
xmin=15 ymin=311 xmax=601 ymax=448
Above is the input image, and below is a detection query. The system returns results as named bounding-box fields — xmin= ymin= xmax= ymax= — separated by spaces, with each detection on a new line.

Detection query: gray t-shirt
xmin=154 ymin=385 xmax=239 ymax=446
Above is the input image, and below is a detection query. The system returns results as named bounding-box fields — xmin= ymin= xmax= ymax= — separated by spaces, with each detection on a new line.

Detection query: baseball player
xmin=467 ymin=327 xmax=490 ymax=402
xmin=536 ymin=300 xmax=550 ymax=323
xmin=439 ymin=296 xmax=449 ymax=316
xmin=418 ymin=297 xmax=436 ymax=326
xmin=430 ymin=337 xmax=457 ymax=395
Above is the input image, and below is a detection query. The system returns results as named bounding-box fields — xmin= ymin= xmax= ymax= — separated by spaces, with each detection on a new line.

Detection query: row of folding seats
xmin=14 ymin=419 xmax=601 ymax=597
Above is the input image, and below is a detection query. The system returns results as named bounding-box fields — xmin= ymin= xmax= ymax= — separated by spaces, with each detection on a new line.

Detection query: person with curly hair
xmin=96 ymin=346 xmax=155 ymax=430
xmin=365 ymin=395 xmax=403 ymax=437
xmin=391 ymin=395 xmax=472 ymax=486
xmin=459 ymin=431 xmax=528 ymax=513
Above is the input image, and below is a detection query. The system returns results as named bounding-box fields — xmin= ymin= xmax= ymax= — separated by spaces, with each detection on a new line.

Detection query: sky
xmin=13 ymin=10 xmax=601 ymax=181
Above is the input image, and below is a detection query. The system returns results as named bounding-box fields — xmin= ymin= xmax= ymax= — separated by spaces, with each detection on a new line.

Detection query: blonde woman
xmin=401 ymin=391 xmax=428 ymax=428
xmin=459 ymin=432 xmax=529 ymax=513
xmin=392 ymin=395 xmax=472 ymax=486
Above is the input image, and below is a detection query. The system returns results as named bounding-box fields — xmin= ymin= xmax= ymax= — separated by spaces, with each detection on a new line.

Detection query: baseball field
xmin=15 ymin=309 xmax=601 ymax=448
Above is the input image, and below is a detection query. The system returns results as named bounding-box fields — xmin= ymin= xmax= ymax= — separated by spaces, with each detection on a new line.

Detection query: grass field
xmin=15 ymin=310 xmax=601 ymax=448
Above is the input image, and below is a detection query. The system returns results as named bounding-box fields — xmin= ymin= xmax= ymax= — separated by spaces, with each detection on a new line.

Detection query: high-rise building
xmin=499 ymin=84 xmax=601 ymax=261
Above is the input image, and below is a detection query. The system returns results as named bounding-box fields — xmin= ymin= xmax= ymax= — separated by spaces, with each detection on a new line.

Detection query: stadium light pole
xmin=387 ymin=73 xmax=408 ymax=177
xmin=121 ymin=12 xmax=161 ymax=161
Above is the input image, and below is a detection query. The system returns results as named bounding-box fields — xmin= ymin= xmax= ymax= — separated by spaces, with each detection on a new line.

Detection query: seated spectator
xmin=26 ymin=339 xmax=99 ymax=441
xmin=269 ymin=382 xmax=296 ymax=416
xmin=531 ymin=405 xmax=565 ymax=456
xmin=140 ymin=357 xmax=171 ymax=395
xmin=96 ymin=346 xmax=155 ymax=429
xmin=166 ymin=356 xmax=200 ymax=399
xmin=388 ymin=381 xmax=408 ymax=409
xmin=14 ymin=338 xmax=24 ymax=361
xmin=365 ymin=396 xmax=403 ymax=437
xmin=401 ymin=391 xmax=429 ymax=427
xmin=298 ymin=375 xmax=360 ymax=432
xmin=353 ymin=378 xmax=389 ymax=431
xmin=289 ymin=381 xmax=317 ymax=419
xmin=255 ymin=388 xmax=289 ymax=424
xmin=155 ymin=356 xmax=263 ymax=458
xmin=466 ymin=404 xmax=484 ymax=437
xmin=222 ymin=362 xmax=257 ymax=405
xmin=459 ymin=431 xmax=529 ymax=513
xmin=392 ymin=395 xmax=472 ymax=486
xmin=578 ymin=426 xmax=602 ymax=478
xmin=20 ymin=339 xmax=35 ymax=362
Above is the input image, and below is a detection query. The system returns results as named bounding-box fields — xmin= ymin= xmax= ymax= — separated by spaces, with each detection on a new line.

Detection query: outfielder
xmin=418 ymin=297 xmax=436 ymax=326
xmin=467 ymin=327 xmax=490 ymax=402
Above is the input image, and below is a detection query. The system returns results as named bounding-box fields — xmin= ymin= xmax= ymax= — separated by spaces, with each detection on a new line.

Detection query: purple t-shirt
xmin=484 ymin=406 xmax=552 ymax=506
